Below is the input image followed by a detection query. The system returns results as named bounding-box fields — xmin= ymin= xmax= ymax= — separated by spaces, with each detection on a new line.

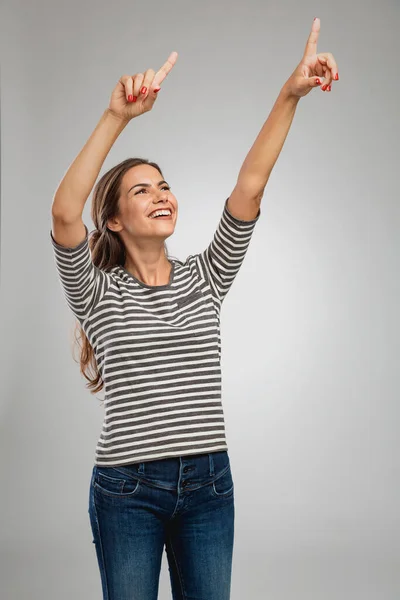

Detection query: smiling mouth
xmin=148 ymin=210 xmax=173 ymax=219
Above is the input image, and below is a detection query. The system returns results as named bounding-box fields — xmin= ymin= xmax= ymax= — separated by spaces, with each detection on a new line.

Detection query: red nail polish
xmin=128 ymin=95 xmax=133 ymax=102
xmin=316 ymin=78 xmax=321 ymax=85
xmin=334 ymin=73 xmax=339 ymax=80
xmin=154 ymin=87 xmax=161 ymax=93
xmin=321 ymin=85 xmax=327 ymax=91
xmin=141 ymin=86 xmax=147 ymax=95
xmin=327 ymin=85 xmax=331 ymax=91
xmin=133 ymin=96 xmax=137 ymax=102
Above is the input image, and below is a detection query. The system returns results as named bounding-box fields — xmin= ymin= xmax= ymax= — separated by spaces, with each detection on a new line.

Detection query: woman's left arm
xmin=228 ymin=17 xmax=339 ymax=221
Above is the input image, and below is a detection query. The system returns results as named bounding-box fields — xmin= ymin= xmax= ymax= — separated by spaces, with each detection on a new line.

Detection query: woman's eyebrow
xmin=127 ymin=180 xmax=168 ymax=194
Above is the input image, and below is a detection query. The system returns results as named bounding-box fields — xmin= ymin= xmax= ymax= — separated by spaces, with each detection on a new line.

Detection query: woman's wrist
xmin=104 ymin=108 xmax=131 ymax=129
xmin=279 ymin=81 xmax=302 ymax=105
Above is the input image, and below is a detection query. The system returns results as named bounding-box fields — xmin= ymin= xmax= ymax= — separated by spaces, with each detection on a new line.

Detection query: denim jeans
xmin=88 ymin=450 xmax=235 ymax=600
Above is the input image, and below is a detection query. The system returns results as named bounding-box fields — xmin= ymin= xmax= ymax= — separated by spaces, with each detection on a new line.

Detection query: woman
xmin=50 ymin=18 xmax=338 ymax=600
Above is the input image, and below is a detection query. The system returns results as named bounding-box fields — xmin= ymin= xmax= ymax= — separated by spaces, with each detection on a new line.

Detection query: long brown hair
xmin=72 ymin=157 xmax=171 ymax=394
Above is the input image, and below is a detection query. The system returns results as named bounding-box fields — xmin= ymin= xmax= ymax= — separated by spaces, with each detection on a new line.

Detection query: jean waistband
xmin=94 ymin=450 xmax=230 ymax=491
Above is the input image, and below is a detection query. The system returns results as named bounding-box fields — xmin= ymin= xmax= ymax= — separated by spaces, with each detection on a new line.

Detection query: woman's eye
xmin=135 ymin=186 xmax=170 ymax=195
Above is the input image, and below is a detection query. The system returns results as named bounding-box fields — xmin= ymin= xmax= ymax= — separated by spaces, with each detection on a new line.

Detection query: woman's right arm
xmin=51 ymin=52 xmax=177 ymax=249
xmin=51 ymin=109 xmax=128 ymax=248
xmin=50 ymin=55 xmax=178 ymax=320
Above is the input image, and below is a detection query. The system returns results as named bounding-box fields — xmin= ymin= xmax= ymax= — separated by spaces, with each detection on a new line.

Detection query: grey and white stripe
xmin=50 ymin=197 xmax=260 ymax=466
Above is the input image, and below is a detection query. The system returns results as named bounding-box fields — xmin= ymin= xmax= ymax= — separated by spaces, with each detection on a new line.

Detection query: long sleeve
xmin=50 ymin=224 xmax=112 ymax=321
xmin=195 ymin=197 xmax=260 ymax=304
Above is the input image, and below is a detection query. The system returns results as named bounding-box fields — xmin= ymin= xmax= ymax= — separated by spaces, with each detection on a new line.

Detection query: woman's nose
xmin=156 ymin=192 xmax=168 ymax=202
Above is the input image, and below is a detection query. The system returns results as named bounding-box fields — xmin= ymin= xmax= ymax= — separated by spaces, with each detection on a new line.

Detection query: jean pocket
xmin=94 ymin=467 xmax=141 ymax=497
xmin=211 ymin=464 xmax=234 ymax=498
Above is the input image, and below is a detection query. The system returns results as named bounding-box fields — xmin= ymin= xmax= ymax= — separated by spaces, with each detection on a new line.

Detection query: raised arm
xmin=51 ymin=110 xmax=128 ymax=224
xmin=227 ymin=17 xmax=339 ymax=221
xmin=51 ymin=51 xmax=178 ymax=248
xmin=50 ymin=53 xmax=178 ymax=319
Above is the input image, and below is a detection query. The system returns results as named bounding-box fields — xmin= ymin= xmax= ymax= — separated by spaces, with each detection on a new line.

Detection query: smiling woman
xmin=51 ymin=152 xmax=260 ymax=405
xmin=48 ymin=51 xmax=258 ymax=600
xmin=43 ymin=39 xmax=336 ymax=600
xmin=49 ymin=137 xmax=261 ymax=495
xmin=48 ymin=21 xmax=342 ymax=597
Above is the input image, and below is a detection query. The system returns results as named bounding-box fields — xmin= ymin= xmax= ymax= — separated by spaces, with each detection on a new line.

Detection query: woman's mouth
xmin=148 ymin=209 xmax=173 ymax=220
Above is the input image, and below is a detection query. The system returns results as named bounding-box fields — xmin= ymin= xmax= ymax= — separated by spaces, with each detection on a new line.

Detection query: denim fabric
xmin=88 ymin=451 xmax=235 ymax=599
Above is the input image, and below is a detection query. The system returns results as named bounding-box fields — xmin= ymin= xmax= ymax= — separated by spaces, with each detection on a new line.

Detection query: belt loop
xmin=138 ymin=462 xmax=145 ymax=475
xmin=209 ymin=453 xmax=215 ymax=477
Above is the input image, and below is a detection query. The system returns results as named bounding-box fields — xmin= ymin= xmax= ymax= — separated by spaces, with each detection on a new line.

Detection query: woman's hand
xmin=107 ymin=51 xmax=178 ymax=122
xmin=283 ymin=18 xmax=339 ymax=99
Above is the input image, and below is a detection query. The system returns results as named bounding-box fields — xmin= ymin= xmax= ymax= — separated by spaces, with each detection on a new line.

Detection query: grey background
xmin=1 ymin=0 xmax=399 ymax=598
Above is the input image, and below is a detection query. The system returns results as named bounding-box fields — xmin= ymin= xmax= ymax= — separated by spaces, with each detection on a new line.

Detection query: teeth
xmin=149 ymin=209 xmax=172 ymax=218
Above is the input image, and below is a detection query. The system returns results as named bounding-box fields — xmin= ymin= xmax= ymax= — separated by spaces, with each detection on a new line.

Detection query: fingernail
xmin=154 ymin=87 xmax=161 ymax=93
xmin=327 ymin=85 xmax=331 ymax=91
xmin=133 ymin=96 xmax=137 ymax=102
xmin=334 ymin=73 xmax=339 ymax=81
xmin=141 ymin=86 xmax=147 ymax=95
xmin=316 ymin=78 xmax=321 ymax=85
xmin=128 ymin=95 xmax=133 ymax=102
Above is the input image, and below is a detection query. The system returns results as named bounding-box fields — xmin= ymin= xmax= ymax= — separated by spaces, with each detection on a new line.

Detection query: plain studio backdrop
xmin=0 ymin=0 xmax=399 ymax=598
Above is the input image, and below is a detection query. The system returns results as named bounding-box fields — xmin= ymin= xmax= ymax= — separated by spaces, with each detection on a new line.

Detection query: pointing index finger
xmin=304 ymin=17 xmax=320 ymax=57
xmin=153 ymin=51 xmax=178 ymax=88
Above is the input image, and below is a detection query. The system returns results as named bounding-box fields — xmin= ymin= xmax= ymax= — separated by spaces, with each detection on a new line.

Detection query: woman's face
xmin=108 ymin=164 xmax=178 ymax=241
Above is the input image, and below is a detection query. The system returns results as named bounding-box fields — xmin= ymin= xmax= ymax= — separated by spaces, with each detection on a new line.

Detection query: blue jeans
xmin=88 ymin=450 xmax=235 ymax=600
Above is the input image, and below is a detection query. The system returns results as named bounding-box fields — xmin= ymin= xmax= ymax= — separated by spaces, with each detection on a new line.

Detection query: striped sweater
xmin=50 ymin=197 xmax=260 ymax=466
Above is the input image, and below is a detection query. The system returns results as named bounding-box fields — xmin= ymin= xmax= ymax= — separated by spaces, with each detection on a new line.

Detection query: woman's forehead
xmin=125 ymin=164 xmax=162 ymax=184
